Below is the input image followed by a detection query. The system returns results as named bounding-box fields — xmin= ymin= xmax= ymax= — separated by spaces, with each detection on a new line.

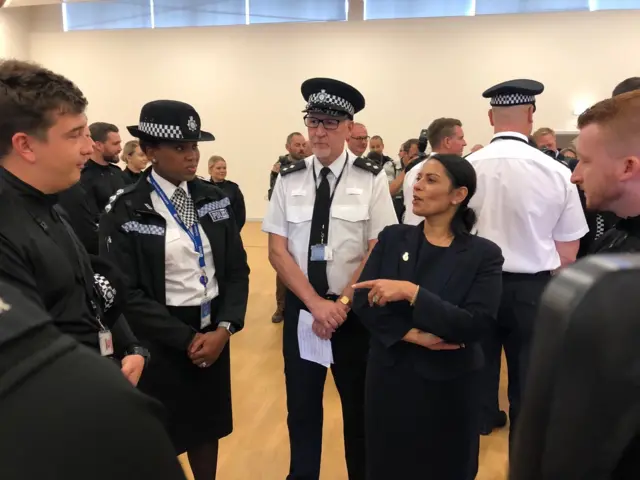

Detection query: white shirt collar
xmin=149 ymin=169 xmax=190 ymax=198
xmin=313 ymin=149 xmax=348 ymax=178
xmin=492 ymin=131 xmax=529 ymax=142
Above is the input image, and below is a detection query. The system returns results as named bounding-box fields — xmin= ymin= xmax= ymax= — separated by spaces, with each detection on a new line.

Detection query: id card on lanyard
xmin=310 ymin=154 xmax=348 ymax=263
xmin=149 ymin=175 xmax=212 ymax=329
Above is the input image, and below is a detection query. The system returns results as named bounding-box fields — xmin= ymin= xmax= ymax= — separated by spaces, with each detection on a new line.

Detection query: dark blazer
xmin=98 ymin=169 xmax=250 ymax=352
xmin=353 ymin=224 xmax=504 ymax=380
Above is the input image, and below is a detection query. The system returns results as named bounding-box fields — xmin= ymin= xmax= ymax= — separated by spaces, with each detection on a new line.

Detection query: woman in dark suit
xmin=353 ymin=154 xmax=504 ymax=480
xmin=99 ymin=100 xmax=250 ymax=480
xmin=208 ymin=155 xmax=246 ymax=231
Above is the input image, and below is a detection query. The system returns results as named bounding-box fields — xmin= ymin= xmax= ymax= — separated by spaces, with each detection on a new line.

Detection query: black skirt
xmin=365 ymin=352 xmax=480 ymax=480
xmin=137 ymin=302 xmax=232 ymax=454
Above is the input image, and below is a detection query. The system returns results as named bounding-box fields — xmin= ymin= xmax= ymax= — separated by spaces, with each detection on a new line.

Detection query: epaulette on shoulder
xmin=280 ymin=161 xmax=307 ymax=177
xmin=104 ymin=184 xmax=135 ymax=213
xmin=353 ymin=156 xmax=383 ymax=175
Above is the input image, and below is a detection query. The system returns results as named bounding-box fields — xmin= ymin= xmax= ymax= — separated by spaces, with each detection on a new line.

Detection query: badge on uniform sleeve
xmin=311 ymin=244 xmax=333 ymax=262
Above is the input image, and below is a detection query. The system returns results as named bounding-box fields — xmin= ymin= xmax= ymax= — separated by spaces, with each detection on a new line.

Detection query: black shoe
xmin=479 ymin=410 xmax=508 ymax=435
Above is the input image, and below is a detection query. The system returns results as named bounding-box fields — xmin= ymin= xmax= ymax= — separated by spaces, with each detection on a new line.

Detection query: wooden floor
xmin=179 ymin=222 xmax=510 ymax=479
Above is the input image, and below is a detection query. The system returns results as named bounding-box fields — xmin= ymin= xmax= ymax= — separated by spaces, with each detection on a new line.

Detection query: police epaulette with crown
xmin=353 ymin=156 xmax=383 ymax=175
xmin=280 ymin=161 xmax=307 ymax=176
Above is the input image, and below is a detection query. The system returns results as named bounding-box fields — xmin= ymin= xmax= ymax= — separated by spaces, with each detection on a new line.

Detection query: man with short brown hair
xmin=559 ymin=89 xmax=640 ymax=479
xmin=426 ymin=117 xmax=466 ymax=152
xmin=0 ymin=59 xmax=147 ymax=386
xmin=402 ymin=118 xmax=467 ymax=225
xmin=573 ymin=90 xmax=640 ymax=223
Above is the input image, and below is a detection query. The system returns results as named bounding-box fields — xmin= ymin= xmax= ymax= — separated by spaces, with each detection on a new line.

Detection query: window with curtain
xmin=249 ymin=0 xmax=347 ymax=24
xmin=153 ymin=0 xmax=247 ymax=28
xmin=364 ymin=0 xmax=474 ymax=20
xmin=63 ymin=0 xmax=152 ymax=31
xmin=475 ymin=0 xmax=590 ymax=15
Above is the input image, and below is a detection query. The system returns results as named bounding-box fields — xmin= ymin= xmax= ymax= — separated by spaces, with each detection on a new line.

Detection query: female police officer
xmin=99 ymin=100 xmax=250 ymax=480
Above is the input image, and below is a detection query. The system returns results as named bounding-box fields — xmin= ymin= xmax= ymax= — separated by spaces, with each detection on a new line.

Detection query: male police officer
xmin=466 ymin=79 xmax=588 ymax=443
xmin=262 ymin=78 xmax=397 ymax=480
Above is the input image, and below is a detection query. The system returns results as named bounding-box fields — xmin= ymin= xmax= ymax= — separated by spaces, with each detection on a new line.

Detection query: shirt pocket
xmin=286 ymin=206 xmax=314 ymax=258
xmin=286 ymin=205 xmax=314 ymax=224
xmin=331 ymin=205 xmax=369 ymax=255
xmin=164 ymin=225 xmax=185 ymax=269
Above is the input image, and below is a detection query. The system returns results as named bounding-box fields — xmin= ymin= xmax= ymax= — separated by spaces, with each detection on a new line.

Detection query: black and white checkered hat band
xmin=491 ymin=93 xmax=536 ymax=107
xmin=307 ymin=91 xmax=355 ymax=116
xmin=94 ymin=273 xmax=116 ymax=312
xmin=139 ymin=121 xmax=183 ymax=139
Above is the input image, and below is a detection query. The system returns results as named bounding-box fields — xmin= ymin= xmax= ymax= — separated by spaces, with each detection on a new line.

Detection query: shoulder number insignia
xmin=353 ymin=156 xmax=383 ymax=175
xmin=104 ymin=186 xmax=133 ymax=213
xmin=280 ymin=161 xmax=307 ymax=177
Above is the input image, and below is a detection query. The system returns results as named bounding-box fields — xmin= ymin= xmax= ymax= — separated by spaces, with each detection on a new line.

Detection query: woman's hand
xmin=352 ymin=279 xmax=417 ymax=307
xmin=403 ymin=329 xmax=463 ymax=350
xmin=188 ymin=329 xmax=230 ymax=367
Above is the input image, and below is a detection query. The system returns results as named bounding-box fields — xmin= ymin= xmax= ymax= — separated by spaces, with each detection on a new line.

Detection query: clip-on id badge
xmin=98 ymin=329 xmax=114 ymax=357
xmin=200 ymin=300 xmax=212 ymax=329
xmin=310 ymin=244 xmax=333 ymax=262
xmin=200 ymin=271 xmax=212 ymax=329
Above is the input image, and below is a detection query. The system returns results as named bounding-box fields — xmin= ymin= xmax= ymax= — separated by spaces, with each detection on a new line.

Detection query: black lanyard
xmin=490 ymin=135 xmax=531 ymax=146
xmin=312 ymin=152 xmax=349 ymax=206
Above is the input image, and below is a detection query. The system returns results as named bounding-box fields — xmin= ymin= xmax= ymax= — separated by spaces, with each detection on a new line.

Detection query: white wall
xmin=0 ymin=7 xmax=30 ymax=59
xmin=27 ymin=6 xmax=640 ymax=219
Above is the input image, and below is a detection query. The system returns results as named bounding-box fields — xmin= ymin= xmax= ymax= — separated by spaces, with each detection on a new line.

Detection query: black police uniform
xmin=0 ymin=168 xmax=139 ymax=356
xmin=100 ymin=169 xmax=250 ymax=453
xmin=57 ymin=181 xmax=102 ymax=255
xmin=99 ymin=100 xmax=250 ymax=454
xmin=80 ymin=159 xmax=128 ymax=213
xmin=123 ymin=167 xmax=144 ymax=185
xmin=210 ymin=178 xmax=246 ymax=231
xmin=0 ymin=280 xmax=187 ymax=480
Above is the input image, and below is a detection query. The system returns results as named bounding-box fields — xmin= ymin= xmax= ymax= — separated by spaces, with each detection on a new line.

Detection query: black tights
xmin=187 ymin=440 xmax=219 ymax=480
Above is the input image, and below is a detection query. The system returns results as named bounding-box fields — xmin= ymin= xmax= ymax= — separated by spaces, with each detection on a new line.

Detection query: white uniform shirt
xmin=149 ymin=170 xmax=219 ymax=307
xmin=262 ymin=149 xmax=398 ymax=295
xmin=467 ymin=132 xmax=588 ymax=273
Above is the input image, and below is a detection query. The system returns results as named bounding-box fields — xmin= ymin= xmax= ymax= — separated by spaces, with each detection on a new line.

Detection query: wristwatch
xmin=338 ymin=296 xmax=351 ymax=307
xmin=218 ymin=321 xmax=236 ymax=335
xmin=125 ymin=345 xmax=150 ymax=367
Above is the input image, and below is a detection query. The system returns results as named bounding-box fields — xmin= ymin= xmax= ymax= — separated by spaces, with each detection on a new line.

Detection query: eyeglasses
xmin=304 ymin=116 xmax=341 ymax=130
xmin=351 ymin=135 xmax=370 ymax=141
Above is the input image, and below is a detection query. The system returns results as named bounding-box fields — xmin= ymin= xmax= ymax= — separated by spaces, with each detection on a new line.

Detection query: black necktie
xmin=308 ymin=167 xmax=331 ymax=296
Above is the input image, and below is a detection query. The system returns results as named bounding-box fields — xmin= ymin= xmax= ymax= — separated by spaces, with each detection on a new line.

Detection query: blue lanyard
xmin=148 ymin=174 xmax=208 ymax=292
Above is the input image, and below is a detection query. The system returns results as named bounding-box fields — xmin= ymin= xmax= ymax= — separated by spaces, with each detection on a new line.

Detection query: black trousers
xmin=283 ymin=292 xmax=369 ymax=480
xmin=480 ymin=272 xmax=550 ymax=443
xmin=366 ymin=352 xmax=480 ymax=480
